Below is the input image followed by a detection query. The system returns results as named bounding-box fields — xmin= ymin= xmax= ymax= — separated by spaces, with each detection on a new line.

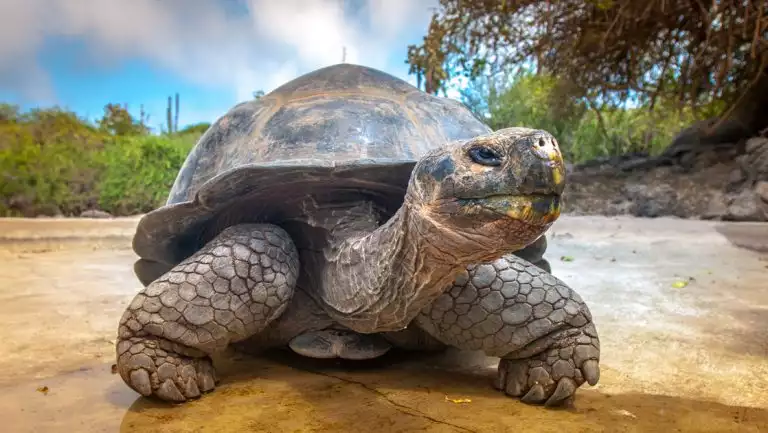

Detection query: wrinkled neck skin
xmin=319 ymin=196 xmax=522 ymax=334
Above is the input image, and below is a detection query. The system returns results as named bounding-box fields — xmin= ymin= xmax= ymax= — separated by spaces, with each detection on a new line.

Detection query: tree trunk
xmin=665 ymin=69 xmax=768 ymax=162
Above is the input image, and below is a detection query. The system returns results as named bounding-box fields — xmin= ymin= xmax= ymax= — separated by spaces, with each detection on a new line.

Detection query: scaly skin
xmin=116 ymin=224 xmax=299 ymax=401
xmin=316 ymin=128 xmax=565 ymax=334
xmin=116 ymin=128 xmax=591 ymax=404
xmin=415 ymin=254 xmax=600 ymax=407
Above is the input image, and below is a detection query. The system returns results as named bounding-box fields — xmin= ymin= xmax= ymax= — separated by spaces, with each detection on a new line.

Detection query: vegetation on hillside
xmin=460 ymin=70 xmax=725 ymax=161
xmin=0 ymin=103 xmax=205 ymax=217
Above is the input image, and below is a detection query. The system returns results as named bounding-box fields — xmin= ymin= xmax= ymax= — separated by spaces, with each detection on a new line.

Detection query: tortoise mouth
xmin=458 ymin=193 xmax=561 ymax=224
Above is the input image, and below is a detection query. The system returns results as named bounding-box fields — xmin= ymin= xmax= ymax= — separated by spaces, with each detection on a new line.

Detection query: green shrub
xmin=97 ymin=134 xmax=197 ymax=215
xmin=475 ymin=72 xmax=720 ymax=163
xmin=0 ymin=110 xmax=107 ymax=216
xmin=0 ymin=106 xmax=202 ymax=216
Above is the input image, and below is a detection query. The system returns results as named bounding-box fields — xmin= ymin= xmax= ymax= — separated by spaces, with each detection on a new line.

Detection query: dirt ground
xmin=0 ymin=215 xmax=767 ymax=433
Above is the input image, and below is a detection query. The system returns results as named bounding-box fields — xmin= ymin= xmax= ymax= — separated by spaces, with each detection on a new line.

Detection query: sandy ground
xmin=0 ymin=215 xmax=767 ymax=433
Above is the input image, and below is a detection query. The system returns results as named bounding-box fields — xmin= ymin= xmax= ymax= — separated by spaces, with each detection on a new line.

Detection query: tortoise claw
xmin=495 ymin=325 xmax=600 ymax=407
xmin=116 ymin=336 xmax=217 ymax=403
xmin=521 ymin=383 xmax=547 ymax=404
xmin=157 ymin=379 xmax=186 ymax=402
xmin=582 ymin=359 xmax=600 ymax=386
xmin=545 ymin=378 xmax=576 ymax=407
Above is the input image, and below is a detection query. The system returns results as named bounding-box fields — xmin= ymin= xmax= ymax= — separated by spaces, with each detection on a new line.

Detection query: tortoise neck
xmin=319 ymin=200 xmax=471 ymax=333
xmin=321 ymin=200 xmax=387 ymax=243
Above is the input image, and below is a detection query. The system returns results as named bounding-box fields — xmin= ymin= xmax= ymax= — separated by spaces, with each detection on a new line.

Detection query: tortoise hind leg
xmin=116 ymin=224 xmax=299 ymax=402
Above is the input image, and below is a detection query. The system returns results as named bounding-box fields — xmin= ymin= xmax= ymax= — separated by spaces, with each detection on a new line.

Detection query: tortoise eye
xmin=468 ymin=146 xmax=502 ymax=166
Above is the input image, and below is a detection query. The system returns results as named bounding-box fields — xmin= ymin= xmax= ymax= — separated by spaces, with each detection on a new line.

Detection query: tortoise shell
xmin=132 ymin=63 xmax=491 ymax=284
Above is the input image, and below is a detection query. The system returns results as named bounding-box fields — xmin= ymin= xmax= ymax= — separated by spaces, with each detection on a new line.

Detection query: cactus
xmin=166 ymin=96 xmax=172 ymax=134
xmin=165 ymin=93 xmax=181 ymax=134
xmin=139 ymin=104 xmax=150 ymax=126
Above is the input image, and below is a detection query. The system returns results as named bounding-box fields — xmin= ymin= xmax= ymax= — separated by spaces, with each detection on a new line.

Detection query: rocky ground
xmin=563 ymin=135 xmax=768 ymax=222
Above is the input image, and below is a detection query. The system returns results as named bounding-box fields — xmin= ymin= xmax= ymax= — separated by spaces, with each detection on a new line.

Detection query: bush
xmin=0 ymin=106 xmax=202 ymax=217
xmin=0 ymin=109 xmax=107 ymax=216
xmin=98 ymin=134 xmax=197 ymax=215
xmin=469 ymin=72 xmax=720 ymax=163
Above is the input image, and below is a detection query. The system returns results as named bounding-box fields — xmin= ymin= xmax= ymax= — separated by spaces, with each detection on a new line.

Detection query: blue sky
xmin=0 ymin=0 xmax=439 ymax=131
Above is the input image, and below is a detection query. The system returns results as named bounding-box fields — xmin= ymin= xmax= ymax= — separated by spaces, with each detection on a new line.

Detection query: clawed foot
xmin=494 ymin=327 xmax=600 ymax=407
xmin=116 ymin=336 xmax=218 ymax=402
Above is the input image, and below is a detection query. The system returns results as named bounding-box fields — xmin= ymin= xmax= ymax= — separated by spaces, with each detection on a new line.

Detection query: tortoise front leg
xmin=116 ymin=224 xmax=299 ymax=402
xmin=415 ymin=254 xmax=600 ymax=407
xmin=513 ymin=234 xmax=552 ymax=273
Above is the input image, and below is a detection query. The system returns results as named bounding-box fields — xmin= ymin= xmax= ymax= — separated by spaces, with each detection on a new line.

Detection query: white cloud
xmin=0 ymin=0 xmax=437 ymax=105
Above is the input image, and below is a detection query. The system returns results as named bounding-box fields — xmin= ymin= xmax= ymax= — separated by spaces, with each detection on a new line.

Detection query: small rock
xmin=607 ymin=200 xmax=633 ymax=216
xmin=756 ymin=181 xmax=768 ymax=203
xmin=631 ymin=200 xmax=665 ymax=218
xmin=624 ymin=184 xmax=678 ymax=218
xmin=745 ymin=137 xmax=768 ymax=154
xmin=743 ymin=137 xmax=768 ymax=182
xmin=80 ymin=209 xmax=112 ymax=219
xmin=728 ymin=168 xmax=745 ymax=185
xmin=702 ymin=191 xmax=728 ymax=220
xmin=622 ymin=184 xmax=647 ymax=199
xmin=696 ymin=150 xmax=721 ymax=168
xmin=725 ymin=189 xmax=767 ymax=222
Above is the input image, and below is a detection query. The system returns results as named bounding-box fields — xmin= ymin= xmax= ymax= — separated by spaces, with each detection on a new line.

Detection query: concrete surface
xmin=0 ymin=215 xmax=767 ymax=433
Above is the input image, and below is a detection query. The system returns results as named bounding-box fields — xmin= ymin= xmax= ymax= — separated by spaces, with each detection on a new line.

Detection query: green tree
xmin=477 ymin=70 xmax=716 ymax=162
xmin=98 ymin=103 xmax=148 ymax=136
xmin=407 ymin=0 xmax=768 ymax=138
xmin=0 ymin=104 xmax=20 ymax=123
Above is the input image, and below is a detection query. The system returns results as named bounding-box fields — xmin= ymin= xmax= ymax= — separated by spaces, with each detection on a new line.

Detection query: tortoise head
xmin=406 ymin=127 xmax=565 ymax=259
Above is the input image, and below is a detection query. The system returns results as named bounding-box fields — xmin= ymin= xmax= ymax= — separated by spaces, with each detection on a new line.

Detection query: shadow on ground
xmin=715 ymin=222 xmax=768 ymax=253
xmin=118 ymin=349 xmax=768 ymax=433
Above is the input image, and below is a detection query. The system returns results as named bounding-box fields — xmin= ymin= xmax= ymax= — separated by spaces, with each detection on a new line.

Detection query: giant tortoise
xmin=116 ymin=63 xmax=600 ymax=407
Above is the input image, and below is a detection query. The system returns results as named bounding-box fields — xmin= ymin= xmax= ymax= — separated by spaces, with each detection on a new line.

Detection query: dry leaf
xmin=671 ymin=280 xmax=689 ymax=289
xmin=444 ymin=396 xmax=472 ymax=403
